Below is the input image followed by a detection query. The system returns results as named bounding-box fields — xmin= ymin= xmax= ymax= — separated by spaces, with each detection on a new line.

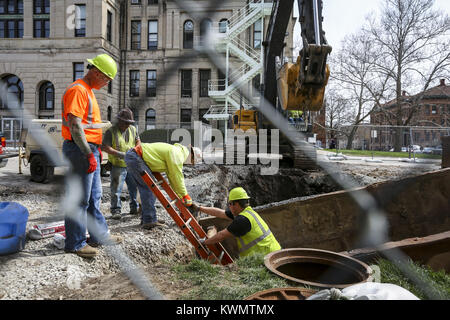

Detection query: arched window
xmin=146 ymin=108 xmax=156 ymax=130
xmin=107 ymin=106 xmax=112 ymax=121
xmin=0 ymin=74 xmax=23 ymax=109
xmin=219 ymin=19 xmax=229 ymax=33
xmin=200 ymin=18 xmax=212 ymax=42
xmin=183 ymin=20 xmax=194 ymax=49
xmin=38 ymin=81 xmax=54 ymax=110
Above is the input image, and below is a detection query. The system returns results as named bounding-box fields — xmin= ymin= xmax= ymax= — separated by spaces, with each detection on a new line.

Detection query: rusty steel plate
xmin=244 ymin=287 xmax=317 ymax=300
xmin=264 ymin=248 xmax=374 ymax=289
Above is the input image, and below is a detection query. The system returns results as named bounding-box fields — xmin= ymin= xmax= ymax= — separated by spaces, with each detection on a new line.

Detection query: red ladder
xmin=141 ymin=171 xmax=234 ymax=265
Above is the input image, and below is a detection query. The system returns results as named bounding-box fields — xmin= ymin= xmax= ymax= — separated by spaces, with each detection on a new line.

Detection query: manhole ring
xmin=244 ymin=287 xmax=317 ymax=300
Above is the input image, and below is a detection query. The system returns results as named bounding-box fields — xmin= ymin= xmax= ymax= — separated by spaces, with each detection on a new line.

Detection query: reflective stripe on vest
xmin=237 ymin=209 xmax=273 ymax=255
xmin=61 ymin=83 xmax=103 ymax=129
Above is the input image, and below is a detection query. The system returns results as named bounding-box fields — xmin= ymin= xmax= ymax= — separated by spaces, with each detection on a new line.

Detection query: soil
xmin=0 ymin=152 xmax=442 ymax=300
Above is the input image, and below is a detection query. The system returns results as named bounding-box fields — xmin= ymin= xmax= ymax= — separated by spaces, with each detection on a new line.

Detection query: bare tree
xmin=364 ymin=0 xmax=450 ymax=151
xmin=328 ymin=30 xmax=392 ymax=149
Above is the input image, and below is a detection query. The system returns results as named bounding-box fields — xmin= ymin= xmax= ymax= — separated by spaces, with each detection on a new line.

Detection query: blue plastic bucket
xmin=0 ymin=202 xmax=29 ymax=255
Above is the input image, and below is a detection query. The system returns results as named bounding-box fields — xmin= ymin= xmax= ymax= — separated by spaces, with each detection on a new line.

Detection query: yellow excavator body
xmin=277 ymin=55 xmax=330 ymax=112
xmin=231 ymin=109 xmax=258 ymax=132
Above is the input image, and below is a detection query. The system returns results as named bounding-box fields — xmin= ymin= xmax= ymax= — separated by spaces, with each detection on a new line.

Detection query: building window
xmin=131 ymin=0 xmax=141 ymax=4
xmin=33 ymin=0 xmax=49 ymax=14
xmin=107 ymin=106 xmax=112 ymax=121
xmin=181 ymin=70 xmax=192 ymax=98
xmin=431 ymin=105 xmax=437 ymax=114
xmin=200 ymin=18 xmax=212 ymax=44
xmin=146 ymin=108 xmax=156 ymax=130
xmin=199 ymin=69 xmax=210 ymax=97
xmin=183 ymin=20 xmax=193 ymax=49
xmin=106 ymin=10 xmax=112 ymax=42
xmin=146 ymin=70 xmax=156 ymax=97
xmin=219 ymin=19 xmax=228 ymax=33
xmin=74 ymin=4 xmax=86 ymax=37
xmin=108 ymin=80 xmax=112 ymax=94
xmin=73 ymin=62 xmax=84 ymax=81
xmin=148 ymin=0 xmax=158 ymax=4
xmin=253 ymin=19 xmax=262 ymax=49
xmin=0 ymin=19 xmax=23 ymax=38
xmin=131 ymin=20 xmax=141 ymax=50
xmin=34 ymin=19 xmax=49 ymax=38
xmin=0 ymin=0 xmax=23 ymax=14
xmin=130 ymin=70 xmax=140 ymax=97
xmin=199 ymin=108 xmax=209 ymax=124
xmin=148 ymin=20 xmax=157 ymax=50
xmin=252 ymin=74 xmax=260 ymax=97
xmin=38 ymin=81 xmax=54 ymax=110
xmin=0 ymin=74 xmax=23 ymax=109
xmin=180 ymin=109 xmax=192 ymax=128
xmin=218 ymin=69 xmax=226 ymax=91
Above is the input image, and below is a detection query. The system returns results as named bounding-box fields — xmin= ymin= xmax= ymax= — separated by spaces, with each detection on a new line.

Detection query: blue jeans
xmin=62 ymin=140 xmax=109 ymax=251
xmin=124 ymin=149 xmax=157 ymax=224
xmin=110 ymin=165 xmax=138 ymax=214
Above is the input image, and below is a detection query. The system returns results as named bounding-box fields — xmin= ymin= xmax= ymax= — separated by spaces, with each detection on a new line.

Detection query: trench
xmin=186 ymin=164 xmax=345 ymax=209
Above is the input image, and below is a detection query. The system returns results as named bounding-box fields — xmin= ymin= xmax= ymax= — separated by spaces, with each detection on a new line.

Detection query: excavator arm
xmin=263 ymin=0 xmax=331 ymax=112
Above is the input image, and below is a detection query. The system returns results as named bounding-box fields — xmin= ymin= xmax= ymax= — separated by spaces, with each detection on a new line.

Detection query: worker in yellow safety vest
xmin=101 ymin=108 xmax=140 ymax=220
xmin=192 ymin=187 xmax=281 ymax=257
xmin=124 ymin=142 xmax=202 ymax=230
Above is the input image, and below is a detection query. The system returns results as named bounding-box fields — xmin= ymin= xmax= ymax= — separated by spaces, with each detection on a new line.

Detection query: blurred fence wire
xmin=0 ymin=0 xmax=446 ymax=300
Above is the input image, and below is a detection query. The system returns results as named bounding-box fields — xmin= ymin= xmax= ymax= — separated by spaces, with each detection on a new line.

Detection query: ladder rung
xmin=218 ymin=251 xmax=225 ymax=262
xmin=167 ymin=199 xmax=178 ymax=208
xmin=156 ymin=180 xmax=164 ymax=186
xmin=182 ymin=218 xmax=192 ymax=229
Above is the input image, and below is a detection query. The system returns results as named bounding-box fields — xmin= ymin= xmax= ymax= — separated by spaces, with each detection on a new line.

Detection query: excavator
xmin=231 ymin=0 xmax=331 ymax=169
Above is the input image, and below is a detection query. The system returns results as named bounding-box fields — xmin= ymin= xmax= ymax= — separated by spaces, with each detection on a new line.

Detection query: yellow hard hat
xmin=228 ymin=187 xmax=250 ymax=201
xmin=87 ymin=53 xmax=117 ymax=79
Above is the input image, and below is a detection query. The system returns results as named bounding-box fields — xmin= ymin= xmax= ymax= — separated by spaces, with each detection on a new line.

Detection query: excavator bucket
xmin=277 ymin=55 xmax=330 ymax=112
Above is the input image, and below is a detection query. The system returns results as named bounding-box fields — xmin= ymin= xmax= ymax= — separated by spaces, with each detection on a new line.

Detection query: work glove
xmin=191 ymin=202 xmax=200 ymax=212
xmin=182 ymin=194 xmax=193 ymax=207
xmin=86 ymin=152 xmax=97 ymax=173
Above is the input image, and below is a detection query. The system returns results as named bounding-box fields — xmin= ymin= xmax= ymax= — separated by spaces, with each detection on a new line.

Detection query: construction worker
xmin=101 ymin=108 xmax=140 ymax=220
xmin=192 ymin=187 xmax=281 ymax=258
xmin=61 ymin=53 xmax=122 ymax=258
xmin=124 ymin=143 xmax=202 ymax=230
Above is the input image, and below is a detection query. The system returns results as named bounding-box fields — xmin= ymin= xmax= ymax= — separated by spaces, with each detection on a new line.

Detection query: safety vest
xmin=108 ymin=125 xmax=137 ymax=168
xmin=236 ymin=207 xmax=281 ymax=257
xmin=61 ymin=79 xmax=103 ymax=145
xmin=140 ymin=143 xmax=189 ymax=198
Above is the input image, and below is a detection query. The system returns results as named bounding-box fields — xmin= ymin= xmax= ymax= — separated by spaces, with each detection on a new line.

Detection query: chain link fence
xmin=0 ymin=0 xmax=449 ymax=300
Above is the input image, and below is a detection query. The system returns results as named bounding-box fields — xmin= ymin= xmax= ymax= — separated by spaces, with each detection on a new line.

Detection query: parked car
xmin=422 ymin=147 xmax=434 ymax=154
xmin=410 ymin=145 xmax=422 ymax=153
xmin=432 ymin=145 xmax=442 ymax=155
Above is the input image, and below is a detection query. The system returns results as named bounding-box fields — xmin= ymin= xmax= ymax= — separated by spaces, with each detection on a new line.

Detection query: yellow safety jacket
xmin=108 ymin=125 xmax=137 ymax=168
xmin=141 ymin=143 xmax=189 ymax=198
xmin=236 ymin=206 xmax=281 ymax=257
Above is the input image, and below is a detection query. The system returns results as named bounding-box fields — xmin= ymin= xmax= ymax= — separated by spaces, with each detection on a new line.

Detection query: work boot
xmin=89 ymin=234 xmax=124 ymax=247
xmin=112 ymin=212 xmax=122 ymax=220
xmin=142 ymin=221 xmax=165 ymax=230
xmin=66 ymin=244 xmax=98 ymax=259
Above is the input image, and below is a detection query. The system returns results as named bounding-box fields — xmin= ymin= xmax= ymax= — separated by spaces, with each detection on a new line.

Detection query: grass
xmin=323 ymin=148 xmax=441 ymax=159
xmin=377 ymin=258 xmax=450 ymax=300
xmin=169 ymin=255 xmax=450 ymax=300
xmin=171 ymin=253 xmax=293 ymax=300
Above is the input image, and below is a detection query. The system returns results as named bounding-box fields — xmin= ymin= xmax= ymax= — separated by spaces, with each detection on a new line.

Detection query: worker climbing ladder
xmin=140 ymin=171 xmax=234 ymax=266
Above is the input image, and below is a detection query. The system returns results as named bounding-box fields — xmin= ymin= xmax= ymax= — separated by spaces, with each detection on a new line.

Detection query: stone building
xmin=370 ymin=79 xmax=450 ymax=149
xmin=0 ymin=0 xmax=296 ymax=145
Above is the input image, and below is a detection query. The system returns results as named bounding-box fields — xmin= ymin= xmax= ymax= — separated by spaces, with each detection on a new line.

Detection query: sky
xmin=293 ymin=0 xmax=450 ymax=52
